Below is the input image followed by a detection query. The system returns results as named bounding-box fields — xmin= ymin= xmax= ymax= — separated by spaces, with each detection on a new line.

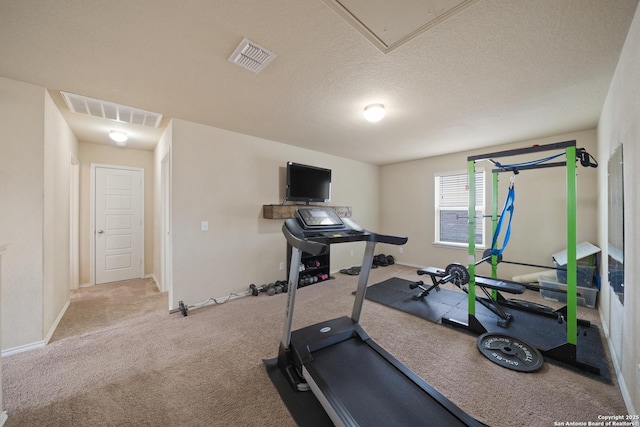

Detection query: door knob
xmin=97 ymin=229 xmax=104 ymax=234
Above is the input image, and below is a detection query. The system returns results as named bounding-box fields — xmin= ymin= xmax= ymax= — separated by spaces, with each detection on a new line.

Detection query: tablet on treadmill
xmin=296 ymin=207 xmax=344 ymax=228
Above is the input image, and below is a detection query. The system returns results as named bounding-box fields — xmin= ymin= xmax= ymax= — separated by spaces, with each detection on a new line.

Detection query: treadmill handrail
xmin=282 ymin=221 xmax=327 ymax=256
xmin=282 ymin=217 xmax=408 ymax=256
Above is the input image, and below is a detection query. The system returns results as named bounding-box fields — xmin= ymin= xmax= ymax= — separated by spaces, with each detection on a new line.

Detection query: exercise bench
xmin=414 ymin=264 xmax=526 ymax=327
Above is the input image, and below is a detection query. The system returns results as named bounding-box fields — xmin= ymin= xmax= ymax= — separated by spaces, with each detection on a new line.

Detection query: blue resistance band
xmin=491 ymin=184 xmax=515 ymax=255
xmin=492 ymin=152 xmax=565 ymax=170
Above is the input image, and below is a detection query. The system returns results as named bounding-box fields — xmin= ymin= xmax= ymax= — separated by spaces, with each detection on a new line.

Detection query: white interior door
xmin=94 ymin=166 xmax=144 ymax=284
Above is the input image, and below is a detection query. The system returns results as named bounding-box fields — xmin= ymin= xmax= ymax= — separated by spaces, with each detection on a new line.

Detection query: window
xmin=435 ymin=170 xmax=485 ymax=246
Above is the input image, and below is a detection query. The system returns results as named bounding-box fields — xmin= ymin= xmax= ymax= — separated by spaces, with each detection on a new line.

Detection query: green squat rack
xmin=463 ymin=140 xmax=598 ymax=373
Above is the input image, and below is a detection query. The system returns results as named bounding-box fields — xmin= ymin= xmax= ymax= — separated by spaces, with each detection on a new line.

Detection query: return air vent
xmin=228 ymin=38 xmax=276 ymax=73
xmin=61 ymin=91 xmax=162 ymax=128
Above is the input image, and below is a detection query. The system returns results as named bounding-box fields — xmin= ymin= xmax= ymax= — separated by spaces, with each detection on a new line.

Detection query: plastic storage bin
xmin=539 ymin=277 xmax=598 ymax=308
xmin=554 ymin=262 xmax=596 ymax=288
xmin=552 ymin=241 xmax=600 ymax=288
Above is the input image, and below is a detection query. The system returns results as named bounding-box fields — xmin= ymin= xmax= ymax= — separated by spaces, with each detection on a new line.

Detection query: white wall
xmin=0 ymin=78 xmax=46 ymax=349
xmin=380 ymin=130 xmax=599 ymax=280
xmin=77 ymin=143 xmax=154 ymax=285
xmin=169 ymin=119 xmax=380 ymax=308
xmin=597 ymin=1 xmax=640 ymax=414
xmin=0 ymin=78 xmax=78 ymax=351
xmin=43 ymin=90 xmax=78 ymax=340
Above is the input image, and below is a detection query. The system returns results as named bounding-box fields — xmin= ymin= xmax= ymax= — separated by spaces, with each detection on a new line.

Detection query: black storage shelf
xmin=287 ymin=244 xmax=330 ymax=288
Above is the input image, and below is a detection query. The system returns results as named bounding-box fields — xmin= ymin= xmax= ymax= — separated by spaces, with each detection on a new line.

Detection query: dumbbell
xmin=276 ymin=280 xmax=289 ymax=293
xmin=299 ymin=275 xmax=319 ymax=286
xmin=249 ymin=283 xmax=274 ymax=296
xmin=249 ymin=284 xmax=259 ymax=296
xmin=250 ymin=283 xmax=269 ymax=296
xmin=409 ymin=280 xmax=424 ymax=289
xmin=265 ymin=283 xmax=276 ymax=296
xmin=307 ymin=259 xmax=321 ymax=268
xmin=270 ymin=280 xmax=289 ymax=294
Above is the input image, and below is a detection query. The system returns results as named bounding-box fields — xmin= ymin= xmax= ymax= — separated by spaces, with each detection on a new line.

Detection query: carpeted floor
xmin=2 ymin=266 xmax=628 ymax=426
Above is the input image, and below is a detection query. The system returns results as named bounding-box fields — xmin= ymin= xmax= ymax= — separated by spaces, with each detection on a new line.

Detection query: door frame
xmin=90 ymin=163 xmax=145 ymax=286
xmin=161 ymin=152 xmax=173 ymax=306
xmin=69 ymin=155 xmax=80 ymax=290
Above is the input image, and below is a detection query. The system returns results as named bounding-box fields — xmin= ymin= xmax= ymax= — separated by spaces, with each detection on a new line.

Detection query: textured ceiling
xmin=0 ymin=0 xmax=637 ymax=165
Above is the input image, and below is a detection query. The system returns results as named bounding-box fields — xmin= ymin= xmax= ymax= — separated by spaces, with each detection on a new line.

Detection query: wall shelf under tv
xmin=262 ymin=205 xmax=352 ymax=220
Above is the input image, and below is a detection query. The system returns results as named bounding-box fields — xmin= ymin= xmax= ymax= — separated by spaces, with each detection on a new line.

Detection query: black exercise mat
xmin=463 ymin=306 xmax=611 ymax=383
xmin=365 ymin=277 xmax=611 ymax=383
xmin=364 ymin=277 xmax=467 ymax=323
xmin=263 ymin=358 xmax=332 ymax=427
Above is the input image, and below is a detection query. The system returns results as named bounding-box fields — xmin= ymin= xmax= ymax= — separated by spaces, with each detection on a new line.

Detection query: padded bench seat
xmin=417 ymin=267 xmax=525 ymax=294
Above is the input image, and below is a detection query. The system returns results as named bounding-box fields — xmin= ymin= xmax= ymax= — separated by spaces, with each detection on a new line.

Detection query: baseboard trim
xmin=2 ymin=300 xmax=70 ymax=357
xmin=2 ymin=340 xmax=45 ymax=357
xmin=145 ymin=274 xmax=160 ymax=290
xmin=44 ymin=299 xmax=70 ymax=345
xmin=395 ymin=261 xmax=425 ymax=269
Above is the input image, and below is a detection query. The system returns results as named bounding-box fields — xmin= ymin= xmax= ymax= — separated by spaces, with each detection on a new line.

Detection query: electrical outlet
xmin=350 ymin=250 xmax=354 ymax=256
xmin=399 ymin=247 xmax=404 ymax=254
xmin=200 ymin=221 xmax=208 ymax=231
xmin=279 ymin=262 xmax=285 ymax=271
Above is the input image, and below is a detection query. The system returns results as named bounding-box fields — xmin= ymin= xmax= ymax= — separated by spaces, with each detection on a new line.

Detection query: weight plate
xmin=445 ymin=263 xmax=470 ymax=285
xmin=482 ymin=249 xmax=503 ymax=264
xmin=477 ymin=332 xmax=543 ymax=372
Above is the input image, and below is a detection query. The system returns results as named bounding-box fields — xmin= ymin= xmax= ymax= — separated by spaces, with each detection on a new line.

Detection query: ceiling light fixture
xmin=109 ymin=131 xmax=128 ymax=145
xmin=363 ymin=104 xmax=385 ymax=122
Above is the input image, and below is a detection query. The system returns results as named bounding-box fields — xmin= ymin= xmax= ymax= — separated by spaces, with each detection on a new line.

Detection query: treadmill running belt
xmin=307 ymin=338 xmax=471 ymax=426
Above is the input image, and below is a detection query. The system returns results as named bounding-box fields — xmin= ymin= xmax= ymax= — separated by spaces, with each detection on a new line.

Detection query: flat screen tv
xmin=286 ymin=162 xmax=331 ymax=204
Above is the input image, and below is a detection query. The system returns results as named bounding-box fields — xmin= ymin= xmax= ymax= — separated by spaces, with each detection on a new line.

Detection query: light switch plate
xmin=201 ymin=221 xmax=208 ymax=231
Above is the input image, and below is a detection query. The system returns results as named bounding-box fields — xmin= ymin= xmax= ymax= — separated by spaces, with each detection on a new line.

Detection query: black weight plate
xmin=445 ymin=263 xmax=470 ymax=285
xmin=482 ymin=249 xmax=503 ymax=264
xmin=477 ymin=332 xmax=543 ymax=372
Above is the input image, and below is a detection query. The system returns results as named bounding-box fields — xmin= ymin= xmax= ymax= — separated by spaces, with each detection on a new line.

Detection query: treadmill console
xmin=295 ymin=207 xmax=344 ymax=229
xmin=283 ymin=207 xmax=407 ymax=256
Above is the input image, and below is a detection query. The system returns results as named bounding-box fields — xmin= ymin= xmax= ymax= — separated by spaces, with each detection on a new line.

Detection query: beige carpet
xmin=3 ymin=266 xmax=627 ymax=426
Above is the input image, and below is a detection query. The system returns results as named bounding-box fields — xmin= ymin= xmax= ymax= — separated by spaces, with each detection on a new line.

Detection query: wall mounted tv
xmin=286 ymin=162 xmax=332 ymax=204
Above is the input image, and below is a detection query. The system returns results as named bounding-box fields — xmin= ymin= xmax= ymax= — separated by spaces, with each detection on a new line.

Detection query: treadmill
xmin=277 ymin=207 xmax=483 ymax=427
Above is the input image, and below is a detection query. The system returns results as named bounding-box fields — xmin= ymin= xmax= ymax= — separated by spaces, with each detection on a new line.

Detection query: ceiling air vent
xmin=60 ymin=91 xmax=163 ymax=128
xmin=228 ymin=38 xmax=276 ymax=73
